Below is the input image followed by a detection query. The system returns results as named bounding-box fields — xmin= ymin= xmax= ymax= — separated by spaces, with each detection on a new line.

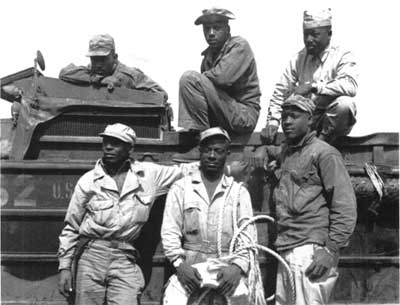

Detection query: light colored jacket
xmin=161 ymin=170 xmax=256 ymax=274
xmin=58 ymin=159 xmax=197 ymax=270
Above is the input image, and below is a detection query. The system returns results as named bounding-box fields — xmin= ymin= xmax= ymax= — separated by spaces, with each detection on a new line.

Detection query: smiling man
xmin=59 ymin=34 xmax=167 ymax=98
xmin=57 ymin=123 xmax=197 ymax=305
xmin=267 ymin=95 xmax=357 ymax=305
xmin=175 ymin=8 xmax=261 ymax=161
xmin=263 ymin=8 xmax=358 ymax=144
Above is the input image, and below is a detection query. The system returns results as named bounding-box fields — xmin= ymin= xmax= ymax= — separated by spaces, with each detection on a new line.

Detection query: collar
xmin=309 ymin=43 xmax=332 ymax=63
xmin=191 ymin=170 xmax=230 ymax=188
xmin=285 ymin=131 xmax=317 ymax=150
xmin=93 ymin=158 xmax=137 ymax=180
xmin=201 ymin=34 xmax=232 ymax=56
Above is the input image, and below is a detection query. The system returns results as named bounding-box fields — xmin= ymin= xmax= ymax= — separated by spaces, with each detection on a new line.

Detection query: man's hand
xmin=217 ymin=264 xmax=242 ymax=296
xmin=176 ymin=262 xmax=202 ymax=294
xmin=260 ymin=125 xmax=278 ymax=144
xmin=305 ymin=247 xmax=337 ymax=281
xmin=58 ymin=269 xmax=73 ymax=298
xmin=294 ymin=83 xmax=313 ymax=96
xmin=100 ymin=75 xmax=121 ymax=90
xmin=253 ymin=145 xmax=269 ymax=170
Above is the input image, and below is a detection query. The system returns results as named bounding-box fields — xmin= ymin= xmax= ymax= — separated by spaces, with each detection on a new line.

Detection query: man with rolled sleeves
xmin=175 ymin=8 xmax=261 ymax=161
xmin=262 ymin=8 xmax=358 ymax=144
xmin=59 ymin=34 xmax=167 ymax=99
xmin=264 ymin=95 xmax=357 ymax=305
xmin=57 ymin=123 xmax=197 ymax=305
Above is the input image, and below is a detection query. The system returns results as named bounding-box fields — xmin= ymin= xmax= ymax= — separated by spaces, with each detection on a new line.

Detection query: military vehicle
xmin=1 ymin=52 xmax=398 ymax=305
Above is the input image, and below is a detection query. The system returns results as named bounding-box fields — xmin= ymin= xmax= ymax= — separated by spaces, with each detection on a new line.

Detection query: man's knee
xmin=179 ymin=70 xmax=203 ymax=88
xmin=328 ymin=96 xmax=356 ymax=117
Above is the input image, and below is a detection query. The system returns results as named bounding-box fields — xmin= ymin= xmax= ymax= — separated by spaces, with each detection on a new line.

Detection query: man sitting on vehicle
xmin=174 ymin=8 xmax=261 ymax=161
xmin=262 ymin=8 xmax=358 ymax=144
xmin=59 ymin=34 xmax=167 ymax=99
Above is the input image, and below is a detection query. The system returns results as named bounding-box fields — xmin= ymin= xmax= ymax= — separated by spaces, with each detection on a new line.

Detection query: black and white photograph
xmin=0 ymin=0 xmax=398 ymax=304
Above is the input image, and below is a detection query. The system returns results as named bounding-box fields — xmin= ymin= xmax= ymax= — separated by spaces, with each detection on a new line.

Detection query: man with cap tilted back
xmin=175 ymin=8 xmax=261 ymax=161
xmin=161 ymin=127 xmax=258 ymax=305
xmin=59 ymin=34 xmax=167 ymax=98
xmin=262 ymin=8 xmax=358 ymax=144
xmin=262 ymin=95 xmax=357 ymax=304
xmin=57 ymin=123 xmax=197 ymax=305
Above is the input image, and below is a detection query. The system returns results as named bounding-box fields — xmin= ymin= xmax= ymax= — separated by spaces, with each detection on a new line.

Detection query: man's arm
xmin=58 ymin=180 xmax=90 ymax=270
xmin=202 ymin=39 xmax=254 ymax=86
xmin=229 ymin=185 xmax=257 ymax=274
xmin=315 ymin=50 xmax=358 ymax=97
xmin=118 ymin=67 xmax=168 ymax=101
xmin=267 ymin=57 xmax=299 ymax=126
xmin=59 ymin=63 xmax=94 ymax=85
xmin=319 ymin=151 xmax=357 ymax=254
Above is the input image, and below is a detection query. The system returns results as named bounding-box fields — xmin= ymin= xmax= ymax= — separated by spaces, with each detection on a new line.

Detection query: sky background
xmin=0 ymin=0 xmax=399 ymax=136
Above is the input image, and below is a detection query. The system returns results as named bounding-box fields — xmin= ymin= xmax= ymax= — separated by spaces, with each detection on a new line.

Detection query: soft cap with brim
xmin=195 ymin=7 xmax=235 ymax=25
xmin=199 ymin=127 xmax=231 ymax=144
xmin=282 ymin=94 xmax=315 ymax=115
xmin=99 ymin=123 xmax=136 ymax=145
xmin=303 ymin=8 xmax=332 ymax=29
xmin=86 ymin=34 xmax=115 ymax=57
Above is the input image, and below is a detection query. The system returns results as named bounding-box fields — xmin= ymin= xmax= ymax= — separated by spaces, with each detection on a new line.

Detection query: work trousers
xmin=275 ymin=244 xmax=339 ymax=305
xmin=75 ymin=240 xmax=145 ymax=305
xmin=178 ymin=71 xmax=259 ymax=134
xmin=312 ymin=96 xmax=357 ymax=141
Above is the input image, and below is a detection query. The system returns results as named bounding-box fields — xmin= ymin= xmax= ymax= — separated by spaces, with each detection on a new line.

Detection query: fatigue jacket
xmin=58 ymin=159 xmax=197 ymax=270
xmin=268 ymin=44 xmax=358 ymax=126
xmin=59 ymin=61 xmax=167 ymax=99
xmin=161 ymin=170 xmax=256 ymax=273
xmin=273 ymin=131 xmax=357 ymax=254
xmin=201 ymin=36 xmax=261 ymax=112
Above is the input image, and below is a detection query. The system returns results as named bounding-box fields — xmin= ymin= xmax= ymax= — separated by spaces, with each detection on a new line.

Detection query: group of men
xmin=57 ymin=6 xmax=357 ymax=305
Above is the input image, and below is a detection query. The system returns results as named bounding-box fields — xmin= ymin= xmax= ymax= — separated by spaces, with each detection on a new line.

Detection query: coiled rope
xmin=193 ymin=182 xmax=296 ymax=305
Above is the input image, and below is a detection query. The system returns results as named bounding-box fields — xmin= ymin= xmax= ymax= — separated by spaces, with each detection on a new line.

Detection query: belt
xmin=91 ymin=239 xmax=136 ymax=251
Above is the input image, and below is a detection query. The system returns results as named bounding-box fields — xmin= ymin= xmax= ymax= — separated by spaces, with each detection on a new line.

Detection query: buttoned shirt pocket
xmin=131 ymin=194 xmax=152 ymax=224
xmin=87 ymin=199 xmax=115 ymax=227
xmin=183 ymin=201 xmax=202 ymax=243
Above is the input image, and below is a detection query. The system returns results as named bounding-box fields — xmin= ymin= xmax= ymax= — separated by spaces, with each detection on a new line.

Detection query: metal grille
xmin=38 ymin=115 xmax=160 ymax=138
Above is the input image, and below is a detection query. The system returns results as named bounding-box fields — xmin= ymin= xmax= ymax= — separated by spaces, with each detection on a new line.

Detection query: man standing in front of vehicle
xmin=262 ymin=8 xmax=358 ymax=144
xmin=265 ymin=95 xmax=357 ymax=304
xmin=57 ymin=123 xmax=197 ymax=305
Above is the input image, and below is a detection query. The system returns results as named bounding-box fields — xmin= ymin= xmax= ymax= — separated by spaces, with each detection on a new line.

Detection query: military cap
xmin=303 ymin=8 xmax=332 ymax=29
xmin=99 ymin=123 xmax=136 ymax=145
xmin=195 ymin=7 xmax=235 ymax=25
xmin=86 ymin=34 xmax=115 ymax=57
xmin=282 ymin=94 xmax=316 ymax=115
xmin=199 ymin=127 xmax=231 ymax=144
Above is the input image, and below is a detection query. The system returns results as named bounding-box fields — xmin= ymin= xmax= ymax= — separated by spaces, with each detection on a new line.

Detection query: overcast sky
xmin=1 ymin=0 xmax=399 ymax=135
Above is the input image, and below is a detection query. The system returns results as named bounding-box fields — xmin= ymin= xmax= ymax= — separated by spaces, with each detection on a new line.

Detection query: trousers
xmin=178 ymin=71 xmax=259 ymax=134
xmin=312 ymin=96 xmax=357 ymax=141
xmin=275 ymin=244 xmax=339 ymax=305
xmin=74 ymin=240 xmax=145 ymax=305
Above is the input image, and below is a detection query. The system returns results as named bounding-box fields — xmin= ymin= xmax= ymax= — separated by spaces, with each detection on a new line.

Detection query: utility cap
xmin=199 ymin=127 xmax=231 ymax=144
xmin=86 ymin=34 xmax=115 ymax=57
xmin=282 ymin=94 xmax=315 ymax=114
xmin=195 ymin=7 xmax=235 ymax=25
xmin=99 ymin=123 xmax=136 ymax=145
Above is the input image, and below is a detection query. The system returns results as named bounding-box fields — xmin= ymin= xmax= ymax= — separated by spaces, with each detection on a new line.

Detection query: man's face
xmin=303 ymin=26 xmax=331 ymax=56
xmin=281 ymin=107 xmax=312 ymax=143
xmin=199 ymin=137 xmax=230 ymax=176
xmin=102 ymin=136 xmax=131 ymax=166
xmin=203 ymin=21 xmax=230 ymax=50
xmin=90 ymin=52 xmax=117 ymax=76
